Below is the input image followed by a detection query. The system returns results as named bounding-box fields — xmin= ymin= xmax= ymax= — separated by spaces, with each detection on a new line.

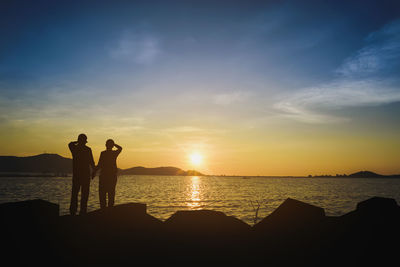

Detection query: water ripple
xmin=1 ymin=176 xmax=400 ymax=225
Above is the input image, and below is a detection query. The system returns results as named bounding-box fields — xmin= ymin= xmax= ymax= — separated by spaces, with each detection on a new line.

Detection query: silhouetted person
xmin=94 ymin=139 xmax=122 ymax=209
xmin=68 ymin=134 xmax=95 ymax=215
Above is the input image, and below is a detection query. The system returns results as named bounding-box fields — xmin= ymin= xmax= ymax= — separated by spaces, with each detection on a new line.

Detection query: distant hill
xmin=313 ymin=170 xmax=400 ymax=178
xmin=119 ymin=166 xmax=204 ymax=176
xmin=0 ymin=154 xmax=72 ymax=174
xmin=348 ymin=171 xmax=384 ymax=178
xmin=0 ymin=154 xmax=204 ymax=176
xmin=348 ymin=171 xmax=400 ymax=178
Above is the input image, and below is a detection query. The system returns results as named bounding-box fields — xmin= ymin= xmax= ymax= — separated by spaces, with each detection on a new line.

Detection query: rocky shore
xmin=1 ymin=197 xmax=399 ymax=266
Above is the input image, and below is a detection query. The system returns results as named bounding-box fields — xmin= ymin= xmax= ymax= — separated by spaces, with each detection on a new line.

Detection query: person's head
xmin=77 ymin=134 xmax=87 ymax=145
xmin=106 ymin=139 xmax=114 ymax=150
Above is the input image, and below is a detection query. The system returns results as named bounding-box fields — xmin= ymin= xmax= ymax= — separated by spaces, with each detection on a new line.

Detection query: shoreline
xmin=2 ymin=173 xmax=400 ymax=178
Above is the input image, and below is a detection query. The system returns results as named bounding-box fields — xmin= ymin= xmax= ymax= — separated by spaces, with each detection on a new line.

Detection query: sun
xmin=189 ymin=153 xmax=203 ymax=166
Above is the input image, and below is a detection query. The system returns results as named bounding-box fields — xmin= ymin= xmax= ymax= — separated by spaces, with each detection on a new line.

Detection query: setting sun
xmin=189 ymin=153 xmax=203 ymax=166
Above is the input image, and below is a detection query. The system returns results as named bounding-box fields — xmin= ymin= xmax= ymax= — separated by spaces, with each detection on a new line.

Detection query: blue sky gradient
xmin=1 ymin=0 xmax=400 ymax=175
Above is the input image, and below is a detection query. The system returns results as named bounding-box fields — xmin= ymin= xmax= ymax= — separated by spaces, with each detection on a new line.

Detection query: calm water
xmin=1 ymin=175 xmax=400 ymax=225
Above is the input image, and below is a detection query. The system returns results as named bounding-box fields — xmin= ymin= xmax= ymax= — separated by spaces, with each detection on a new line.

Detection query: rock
xmin=0 ymin=199 xmax=60 ymax=265
xmin=163 ymin=209 xmax=252 ymax=263
xmin=0 ymin=199 xmax=59 ymax=225
xmin=356 ymin=196 xmax=398 ymax=215
xmin=332 ymin=197 xmax=400 ymax=264
xmin=341 ymin=197 xmax=400 ymax=223
xmin=88 ymin=203 xmax=163 ymax=232
xmin=340 ymin=196 xmax=400 ymax=225
xmin=56 ymin=203 xmax=165 ymax=265
xmin=164 ymin=209 xmax=251 ymax=237
xmin=87 ymin=202 xmax=147 ymax=218
xmin=59 ymin=203 xmax=163 ymax=236
xmin=253 ymin=198 xmax=325 ymax=235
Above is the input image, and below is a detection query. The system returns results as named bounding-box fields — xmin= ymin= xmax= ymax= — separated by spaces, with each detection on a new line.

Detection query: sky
xmin=1 ymin=0 xmax=400 ymax=176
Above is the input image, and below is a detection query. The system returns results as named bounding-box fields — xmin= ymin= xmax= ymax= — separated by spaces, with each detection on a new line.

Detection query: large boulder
xmin=253 ymin=198 xmax=325 ymax=236
xmin=59 ymin=203 xmax=163 ymax=237
xmin=249 ymin=199 xmax=327 ymax=266
xmin=356 ymin=196 xmax=398 ymax=215
xmin=56 ymin=203 xmax=165 ymax=265
xmin=331 ymin=197 xmax=400 ymax=264
xmin=163 ymin=209 xmax=251 ymax=263
xmin=340 ymin=197 xmax=400 ymax=226
xmin=340 ymin=196 xmax=400 ymax=226
xmin=0 ymin=199 xmax=60 ymax=265
xmin=89 ymin=203 xmax=164 ymax=235
xmin=0 ymin=199 xmax=59 ymax=226
xmin=86 ymin=203 xmax=147 ymax=223
xmin=164 ymin=209 xmax=251 ymax=237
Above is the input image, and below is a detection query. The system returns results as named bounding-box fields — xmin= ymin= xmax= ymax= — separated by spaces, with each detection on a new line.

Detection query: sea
xmin=1 ymin=175 xmax=400 ymax=225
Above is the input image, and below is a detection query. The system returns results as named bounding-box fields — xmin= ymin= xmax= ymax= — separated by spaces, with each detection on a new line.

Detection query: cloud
xmin=274 ymin=20 xmax=400 ymax=123
xmin=274 ymin=79 xmax=400 ymax=123
xmin=109 ymin=31 xmax=161 ymax=64
xmin=337 ymin=20 xmax=400 ymax=78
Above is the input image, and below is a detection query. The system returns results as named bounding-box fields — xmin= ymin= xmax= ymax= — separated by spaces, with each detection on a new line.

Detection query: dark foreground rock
xmin=1 ymin=197 xmax=400 ymax=266
xmin=163 ymin=210 xmax=252 ymax=263
xmin=0 ymin=199 xmax=60 ymax=266
xmin=325 ymin=196 xmax=400 ymax=265
xmin=56 ymin=203 xmax=165 ymax=266
xmin=253 ymin=198 xmax=325 ymax=235
xmin=165 ymin=209 xmax=251 ymax=236
xmin=0 ymin=198 xmax=59 ymax=221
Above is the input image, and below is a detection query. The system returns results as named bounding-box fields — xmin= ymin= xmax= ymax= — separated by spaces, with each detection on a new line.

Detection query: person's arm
xmin=68 ymin=141 xmax=78 ymax=153
xmin=89 ymin=148 xmax=96 ymax=179
xmin=114 ymin=144 xmax=122 ymax=155
xmin=93 ymin=152 xmax=104 ymax=179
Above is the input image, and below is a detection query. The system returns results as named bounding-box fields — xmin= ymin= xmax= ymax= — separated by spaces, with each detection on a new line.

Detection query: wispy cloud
xmin=337 ymin=20 xmax=400 ymax=78
xmin=275 ymin=79 xmax=400 ymax=123
xmin=274 ymin=20 xmax=400 ymax=123
xmin=109 ymin=30 xmax=161 ymax=64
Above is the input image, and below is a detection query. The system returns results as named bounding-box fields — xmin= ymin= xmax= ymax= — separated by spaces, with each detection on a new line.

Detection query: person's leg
xmin=69 ymin=177 xmax=80 ymax=215
xmin=80 ymin=177 xmax=90 ymax=215
xmin=108 ymin=178 xmax=117 ymax=207
xmin=99 ymin=177 xmax=107 ymax=209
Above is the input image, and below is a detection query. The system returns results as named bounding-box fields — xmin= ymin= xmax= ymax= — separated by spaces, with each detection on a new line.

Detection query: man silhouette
xmin=68 ymin=134 xmax=95 ymax=215
xmin=94 ymin=139 xmax=122 ymax=209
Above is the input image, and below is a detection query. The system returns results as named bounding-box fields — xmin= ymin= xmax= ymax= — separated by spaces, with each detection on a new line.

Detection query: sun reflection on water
xmin=187 ymin=176 xmax=201 ymax=209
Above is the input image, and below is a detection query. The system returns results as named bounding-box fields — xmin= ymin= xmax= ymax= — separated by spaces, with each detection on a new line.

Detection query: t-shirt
xmin=98 ymin=150 xmax=120 ymax=177
xmin=69 ymin=144 xmax=95 ymax=178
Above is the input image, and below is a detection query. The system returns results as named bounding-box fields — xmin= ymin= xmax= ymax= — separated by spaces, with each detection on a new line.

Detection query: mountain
xmin=0 ymin=154 xmax=204 ymax=176
xmin=348 ymin=171 xmax=384 ymax=178
xmin=119 ymin=166 xmax=204 ymax=176
xmin=348 ymin=171 xmax=400 ymax=178
xmin=313 ymin=170 xmax=400 ymax=178
xmin=0 ymin=154 xmax=72 ymax=174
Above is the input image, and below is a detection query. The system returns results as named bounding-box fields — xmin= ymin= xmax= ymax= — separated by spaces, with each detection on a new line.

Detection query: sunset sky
xmin=1 ymin=0 xmax=400 ymax=176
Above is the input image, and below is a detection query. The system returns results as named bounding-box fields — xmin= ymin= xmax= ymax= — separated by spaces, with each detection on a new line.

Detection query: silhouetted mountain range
xmin=1 ymin=154 xmax=398 ymax=178
xmin=348 ymin=171 xmax=384 ymax=178
xmin=0 ymin=153 xmax=204 ymax=176
xmin=0 ymin=154 xmax=72 ymax=174
xmin=119 ymin=166 xmax=204 ymax=176
xmin=313 ymin=170 xmax=400 ymax=178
